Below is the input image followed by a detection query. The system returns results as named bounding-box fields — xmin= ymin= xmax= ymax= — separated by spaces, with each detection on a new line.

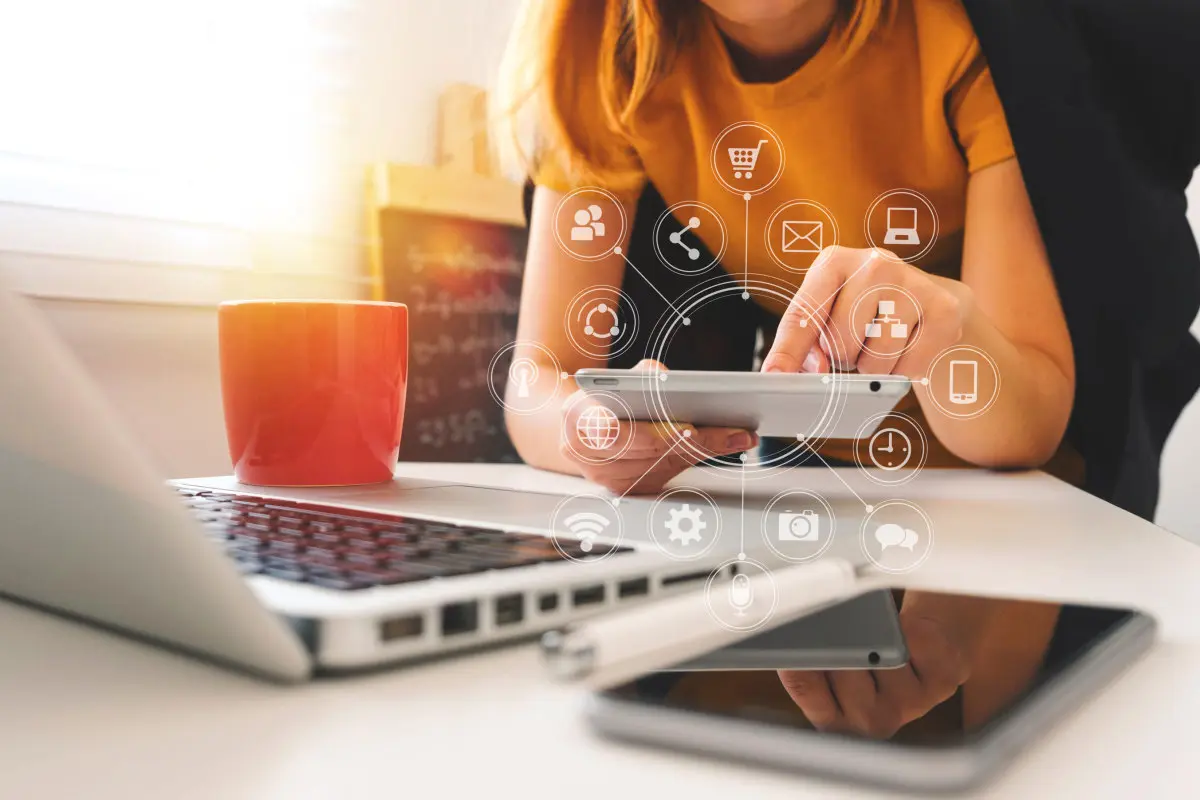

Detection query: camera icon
xmin=777 ymin=509 xmax=820 ymax=542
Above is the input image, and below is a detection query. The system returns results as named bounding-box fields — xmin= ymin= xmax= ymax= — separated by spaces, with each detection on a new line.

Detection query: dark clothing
xmin=960 ymin=0 xmax=1200 ymax=519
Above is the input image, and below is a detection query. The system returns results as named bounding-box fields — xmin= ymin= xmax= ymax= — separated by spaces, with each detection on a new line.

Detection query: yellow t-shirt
xmin=536 ymin=0 xmax=1026 ymax=470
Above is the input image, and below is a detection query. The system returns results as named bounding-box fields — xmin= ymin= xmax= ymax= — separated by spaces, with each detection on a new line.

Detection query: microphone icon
xmin=728 ymin=573 xmax=753 ymax=616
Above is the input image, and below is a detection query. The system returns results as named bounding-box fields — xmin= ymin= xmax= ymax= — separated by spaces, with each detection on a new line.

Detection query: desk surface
xmin=2 ymin=464 xmax=1198 ymax=799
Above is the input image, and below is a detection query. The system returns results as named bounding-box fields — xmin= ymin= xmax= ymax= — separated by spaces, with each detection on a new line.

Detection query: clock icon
xmin=868 ymin=427 xmax=912 ymax=470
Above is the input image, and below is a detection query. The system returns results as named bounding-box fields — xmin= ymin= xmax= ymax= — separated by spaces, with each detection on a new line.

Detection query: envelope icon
xmin=781 ymin=220 xmax=823 ymax=253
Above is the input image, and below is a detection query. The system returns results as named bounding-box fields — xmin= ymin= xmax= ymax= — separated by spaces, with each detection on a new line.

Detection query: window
xmin=0 ymin=0 xmax=367 ymax=304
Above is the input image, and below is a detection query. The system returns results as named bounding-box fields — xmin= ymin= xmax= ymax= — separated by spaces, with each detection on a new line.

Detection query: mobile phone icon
xmin=949 ymin=359 xmax=978 ymax=404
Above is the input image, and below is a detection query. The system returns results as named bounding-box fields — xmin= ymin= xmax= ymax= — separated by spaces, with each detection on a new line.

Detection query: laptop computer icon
xmin=883 ymin=207 xmax=920 ymax=246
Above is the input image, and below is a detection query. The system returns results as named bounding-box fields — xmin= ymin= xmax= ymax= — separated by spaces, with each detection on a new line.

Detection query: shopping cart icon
xmin=728 ymin=139 xmax=768 ymax=180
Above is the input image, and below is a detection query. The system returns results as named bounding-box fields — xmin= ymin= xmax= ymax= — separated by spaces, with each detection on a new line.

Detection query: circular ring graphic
xmin=864 ymin=189 xmax=939 ymax=264
xmin=487 ymin=341 xmax=564 ymax=416
xmin=852 ymin=411 xmax=928 ymax=486
xmin=924 ymin=344 xmax=1002 ymax=420
xmin=764 ymin=199 xmax=840 ymax=273
xmin=760 ymin=489 xmax=837 ymax=564
xmin=703 ymin=557 xmax=779 ymax=633
xmin=648 ymin=487 xmax=722 ymax=560
xmin=564 ymin=285 xmax=640 ymax=360
xmin=860 ymin=500 xmax=934 ymax=574
xmin=561 ymin=390 xmax=636 ymax=466
xmin=639 ymin=272 xmax=850 ymax=480
xmin=549 ymin=494 xmax=625 ymax=563
xmin=553 ymin=187 xmax=628 ymax=261
xmin=710 ymin=122 xmax=786 ymax=196
xmin=849 ymin=283 xmax=924 ymax=361
xmin=652 ymin=201 xmax=727 ymax=276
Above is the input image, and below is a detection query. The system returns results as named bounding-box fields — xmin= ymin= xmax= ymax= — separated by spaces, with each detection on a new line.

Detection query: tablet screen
xmin=602 ymin=590 xmax=1144 ymax=748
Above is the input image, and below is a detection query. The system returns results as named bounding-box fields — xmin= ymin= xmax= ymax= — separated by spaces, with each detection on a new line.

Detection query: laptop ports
xmin=440 ymin=601 xmax=479 ymax=636
xmin=494 ymin=593 xmax=525 ymax=626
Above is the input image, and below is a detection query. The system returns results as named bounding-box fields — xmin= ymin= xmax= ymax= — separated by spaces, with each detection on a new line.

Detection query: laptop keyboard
xmin=177 ymin=488 xmax=633 ymax=591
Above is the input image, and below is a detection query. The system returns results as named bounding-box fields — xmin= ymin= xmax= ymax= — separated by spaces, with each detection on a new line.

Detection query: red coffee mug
xmin=218 ymin=300 xmax=408 ymax=486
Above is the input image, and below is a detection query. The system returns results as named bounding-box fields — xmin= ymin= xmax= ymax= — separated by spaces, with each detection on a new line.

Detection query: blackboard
xmin=377 ymin=208 xmax=527 ymax=462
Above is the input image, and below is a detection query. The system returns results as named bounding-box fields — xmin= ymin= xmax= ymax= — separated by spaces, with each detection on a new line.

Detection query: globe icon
xmin=576 ymin=406 xmax=621 ymax=450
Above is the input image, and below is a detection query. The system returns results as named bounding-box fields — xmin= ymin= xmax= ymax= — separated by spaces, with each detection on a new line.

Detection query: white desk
xmin=2 ymin=464 xmax=1198 ymax=799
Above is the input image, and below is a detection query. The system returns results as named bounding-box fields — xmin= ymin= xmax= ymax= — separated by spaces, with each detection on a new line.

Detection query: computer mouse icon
xmin=728 ymin=573 xmax=753 ymax=615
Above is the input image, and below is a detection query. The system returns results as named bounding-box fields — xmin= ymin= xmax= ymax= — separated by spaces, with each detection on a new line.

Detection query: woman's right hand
xmin=560 ymin=360 xmax=758 ymax=495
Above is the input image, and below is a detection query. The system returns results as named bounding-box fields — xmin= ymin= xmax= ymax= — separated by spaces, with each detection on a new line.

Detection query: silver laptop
xmin=0 ymin=285 xmax=742 ymax=682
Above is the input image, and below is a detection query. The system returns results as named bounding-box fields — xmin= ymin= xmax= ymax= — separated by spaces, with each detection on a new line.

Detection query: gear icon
xmin=665 ymin=503 xmax=707 ymax=547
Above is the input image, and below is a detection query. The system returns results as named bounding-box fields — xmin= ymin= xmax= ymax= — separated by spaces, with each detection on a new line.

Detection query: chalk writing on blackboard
xmin=378 ymin=208 xmax=527 ymax=463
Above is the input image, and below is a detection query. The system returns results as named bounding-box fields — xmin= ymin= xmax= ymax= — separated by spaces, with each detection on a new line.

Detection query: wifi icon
xmin=563 ymin=511 xmax=612 ymax=553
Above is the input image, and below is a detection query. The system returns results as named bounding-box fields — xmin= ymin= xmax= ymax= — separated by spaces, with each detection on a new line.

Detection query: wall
xmin=27 ymin=0 xmax=523 ymax=479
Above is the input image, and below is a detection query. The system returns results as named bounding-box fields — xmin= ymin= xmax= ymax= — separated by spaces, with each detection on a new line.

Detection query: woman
xmin=501 ymin=0 xmax=1074 ymax=494
xmin=496 ymin=0 xmax=1198 ymax=738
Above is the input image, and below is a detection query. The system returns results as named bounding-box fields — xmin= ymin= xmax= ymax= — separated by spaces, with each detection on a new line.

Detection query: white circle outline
xmin=486 ymin=341 xmax=564 ymax=416
xmin=641 ymin=273 xmax=850 ymax=479
xmin=924 ymin=344 xmax=1002 ymax=420
xmin=860 ymin=499 xmax=935 ymax=574
xmin=763 ymin=199 xmax=840 ymax=273
xmin=564 ymin=285 xmax=640 ymax=361
xmin=652 ymin=201 xmax=728 ymax=276
xmin=852 ymin=411 xmax=928 ymax=486
xmin=760 ymin=489 xmax=837 ymax=564
xmin=709 ymin=121 xmax=786 ymax=196
xmin=553 ymin=187 xmax=629 ymax=261
xmin=703 ymin=557 xmax=779 ymax=633
xmin=863 ymin=189 xmax=940 ymax=264
xmin=647 ymin=487 xmax=723 ymax=561
xmin=549 ymin=494 xmax=625 ymax=564
xmin=849 ymin=283 xmax=924 ymax=361
xmin=561 ymin=390 xmax=637 ymax=466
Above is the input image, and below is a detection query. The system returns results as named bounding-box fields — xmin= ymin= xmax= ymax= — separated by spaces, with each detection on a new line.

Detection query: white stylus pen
xmin=541 ymin=559 xmax=880 ymax=690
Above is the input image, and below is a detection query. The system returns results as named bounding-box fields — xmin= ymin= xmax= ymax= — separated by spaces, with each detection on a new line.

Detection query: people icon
xmin=570 ymin=204 xmax=606 ymax=241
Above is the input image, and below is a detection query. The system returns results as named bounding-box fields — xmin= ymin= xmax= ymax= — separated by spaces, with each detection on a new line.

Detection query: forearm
xmin=505 ymin=376 xmax=581 ymax=476
xmin=914 ymin=299 xmax=1074 ymax=469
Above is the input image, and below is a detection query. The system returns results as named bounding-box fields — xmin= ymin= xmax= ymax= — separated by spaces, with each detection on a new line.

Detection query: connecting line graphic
xmin=742 ymin=193 xmax=751 ymax=295
xmin=617 ymin=249 xmax=690 ymax=325
xmin=739 ymin=453 xmax=747 ymax=558
xmin=611 ymin=429 xmax=692 ymax=504
xmin=794 ymin=438 xmax=875 ymax=512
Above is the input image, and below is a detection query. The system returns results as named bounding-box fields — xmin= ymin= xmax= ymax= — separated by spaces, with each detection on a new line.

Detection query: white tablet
xmin=574 ymin=369 xmax=910 ymax=440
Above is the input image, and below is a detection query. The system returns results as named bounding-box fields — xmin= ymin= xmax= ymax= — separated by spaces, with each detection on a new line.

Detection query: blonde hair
xmin=495 ymin=0 xmax=890 ymax=191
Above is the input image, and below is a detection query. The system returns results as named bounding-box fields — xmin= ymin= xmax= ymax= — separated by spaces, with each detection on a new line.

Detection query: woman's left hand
xmin=761 ymin=246 xmax=972 ymax=377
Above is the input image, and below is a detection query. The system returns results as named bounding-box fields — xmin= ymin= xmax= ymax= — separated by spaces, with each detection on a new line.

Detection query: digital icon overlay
xmin=765 ymin=200 xmax=838 ymax=273
xmin=926 ymin=345 xmax=1000 ymax=419
xmin=488 ymin=341 xmax=564 ymax=417
xmin=710 ymin=122 xmax=785 ymax=195
xmin=704 ymin=557 xmax=778 ymax=632
xmin=564 ymin=285 xmax=639 ymax=360
xmin=649 ymin=488 xmax=721 ymax=560
xmin=653 ymin=201 xmax=727 ymax=276
xmin=850 ymin=285 xmax=921 ymax=360
xmin=550 ymin=494 xmax=625 ymax=563
xmin=761 ymin=489 xmax=836 ymax=563
xmin=575 ymin=405 xmax=621 ymax=451
xmin=562 ymin=391 xmax=635 ymax=466
xmin=865 ymin=189 xmax=938 ymax=263
xmin=860 ymin=500 xmax=933 ymax=574
xmin=553 ymin=187 xmax=626 ymax=260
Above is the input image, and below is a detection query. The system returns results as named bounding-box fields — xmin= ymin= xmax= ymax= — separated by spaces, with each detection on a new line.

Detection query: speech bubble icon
xmin=899 ymin=527 xmax=919 ymax=550
xmin=874 ymin=523 xmax=906 ymax=551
